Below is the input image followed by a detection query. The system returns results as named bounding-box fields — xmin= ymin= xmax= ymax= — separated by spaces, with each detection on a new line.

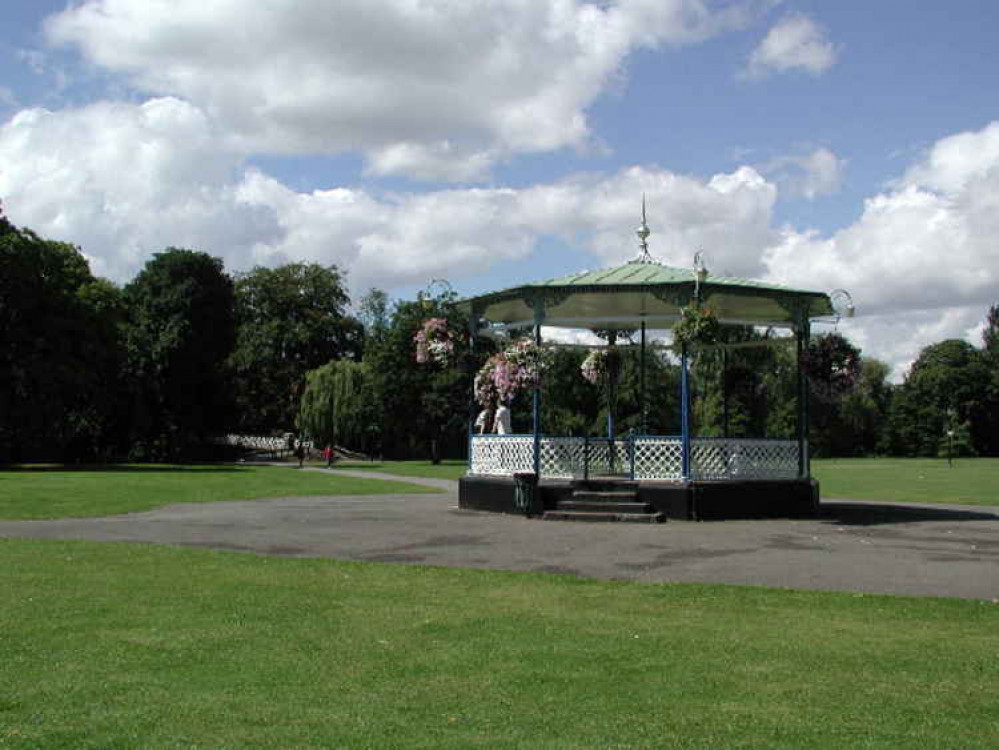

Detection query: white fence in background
xmin=214 ymin=434 xmax=314 ymax=453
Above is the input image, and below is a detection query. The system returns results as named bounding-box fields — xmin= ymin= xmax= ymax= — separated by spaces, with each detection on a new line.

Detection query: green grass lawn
xmin=0 ymin=464 xmax=437 ymax=520
xmin=1 ymin=539 xmax=996 ymax=749
xmin=812 ymin=457 xmax=999 ymax=506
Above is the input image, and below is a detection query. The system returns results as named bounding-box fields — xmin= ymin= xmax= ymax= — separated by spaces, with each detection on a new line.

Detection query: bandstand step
xmin=542 ymin=510 xmax=666 ymax=523
xmin=558 ymin=500 xmax=652 ymax=514
xmin=539 ymin=478 xmax=663 ymax=522
xmin=573 ymin=480 xmax=637 ymax=492
xmin=570 ymin=490 xmax=640 ymax=503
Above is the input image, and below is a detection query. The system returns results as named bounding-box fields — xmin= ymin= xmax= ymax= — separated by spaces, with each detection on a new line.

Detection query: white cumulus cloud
xmin=44 ymin=0 xmax=757 ymax=180
xmin=0 ymin=97 xmax=280 ymax=280
xmin=743 ymin=13 xmax=838 ymax=80
xmin=763 ymin=121 xmax=999 ymax=378
xmin=758 ymin=147 xmax=844 ymax=199
xmin=0 ymin=96 xmax=779 ymax=290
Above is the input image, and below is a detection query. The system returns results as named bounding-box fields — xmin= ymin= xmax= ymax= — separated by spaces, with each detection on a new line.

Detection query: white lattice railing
xmin=690 ymin=438 xmax=800 ymax=480
xmin=633 ymin=437 xmax=683 ymax=480
xmin=538 ymin=437 xmax=586 ymax=479
xmin=470 ymin=435 xmax=535 ymax=476
xmin=469 ymin=435 xmax=802 ymax=481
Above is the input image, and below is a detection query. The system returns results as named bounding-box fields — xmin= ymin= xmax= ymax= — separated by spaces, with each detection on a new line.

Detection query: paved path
xmin=2 ymin=468 xmax=997 ymax=600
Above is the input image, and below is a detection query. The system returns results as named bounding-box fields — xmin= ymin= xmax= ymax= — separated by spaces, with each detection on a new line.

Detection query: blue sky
xmin=1 ymin=0 xmax=998 ymax=378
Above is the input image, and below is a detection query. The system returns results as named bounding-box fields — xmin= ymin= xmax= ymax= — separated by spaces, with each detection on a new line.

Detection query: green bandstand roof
xmin=459 ymin=260 xmax=834 ymax=332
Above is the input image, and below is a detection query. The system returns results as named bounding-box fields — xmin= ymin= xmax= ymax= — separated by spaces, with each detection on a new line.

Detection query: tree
xmin=539 ymin=347 xmax=597 ymax=436
xmin=231 ymin=263 xmax=363 ymax=433
xmin=364 ymin=289 xmax=476 ymax=461
xmin=0 ymin=214 xmax=125 ymax=462
xmin=838 ymin=358 xmax=892 ymax=456
xmin=690 ymin=327 xmax=795 ymax=440
xmin=976 ymin=304 xmax=999 ymax=456
xmin=804 ymin=332 xmax=862 ymax=457
xmin=886 ymin=339 xmax=990 ymax=457
xmin=297 ymin=359 xmax=381 ymax=454
xmin=983 ymin=304 xmax=999 ymax=355
xmin=123 ymin=249 xmax=235 ymax=459
xmin=0 ymin=201 xmax=14 ymax=236
xmin=357 ymin=288 xmax=390 ymax=342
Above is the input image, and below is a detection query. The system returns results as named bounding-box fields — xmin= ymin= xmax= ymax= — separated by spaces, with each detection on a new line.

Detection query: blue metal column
xmin=796 ymin=315 xmax=811 ymax=478
xmin=605 ymin=330 xmax=617 ymax=440
xmin=681 ymin=342 xmax=691 ymax=481
xmin=640 ymin=320 xmax=647 ymax=434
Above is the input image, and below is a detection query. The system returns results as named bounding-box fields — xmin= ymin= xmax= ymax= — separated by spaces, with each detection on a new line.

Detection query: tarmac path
xmin=2 ymin=467 xmax=997 ymax=600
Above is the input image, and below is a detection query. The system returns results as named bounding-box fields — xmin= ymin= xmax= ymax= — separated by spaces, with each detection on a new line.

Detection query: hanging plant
xmin=474 ymin=339 xmax=550 ymax=405
xmin=580 ymin=348 xmax=607 ymax=385
xmin=413 ymin=317 xmax=455 ymax=365
xmin=474 ymin=357 xmax=500 ymax=406
xmin=672 ymin=306 xmax=721 ymax=347
xmin=580 ymin=347 xmax=621 ymax=385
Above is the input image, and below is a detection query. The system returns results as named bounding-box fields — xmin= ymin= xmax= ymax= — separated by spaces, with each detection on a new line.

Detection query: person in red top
xmin=322 ymin=445 xmax=333 ymax=468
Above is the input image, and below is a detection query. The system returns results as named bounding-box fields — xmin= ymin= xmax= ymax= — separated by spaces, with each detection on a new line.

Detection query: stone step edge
xmin=541 ymin=511 xmax=666 ymax=523
xmin=571 ymin=491 xmax=639 ymax=501
xmin=558 ymin=501 xmax=652 ymax=513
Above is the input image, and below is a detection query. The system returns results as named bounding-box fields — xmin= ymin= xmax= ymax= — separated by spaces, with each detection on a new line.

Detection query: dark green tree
xmin=537 ymin=340 xmax=680 ymax=439
xmin=0 ymin=213 xmax=124 ymax=462
xmin=690 ymin=327 xmax=794 ymax=440
xmin=838 ymin=358 xmax=892 ymax=456
xmin=804 ymin=332 xmax=862 ymax=457
xmin=123 ymin=249 xmax=235 ymax=459
xmin=976 ymin=304 xmax=999 ymax=455
xmin=364 ymin=289 xmax=477 ymax=461
xmin=231 ymin=263 xmax=363 ymax=433
xmin=539 ymin=347 xmax=597 ymax=436
xmin=886 ymin=339 xmax=989 ymax=457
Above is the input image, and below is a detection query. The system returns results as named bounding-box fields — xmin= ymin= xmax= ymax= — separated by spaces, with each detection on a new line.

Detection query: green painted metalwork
xmin=458 ymin=260 xmax=834 ymax=330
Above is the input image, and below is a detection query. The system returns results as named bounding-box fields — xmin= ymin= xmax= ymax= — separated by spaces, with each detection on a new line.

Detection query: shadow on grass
xmin=0 ymin=464 xmax=247 ymax=474
xmin=819 ymin=501 xmax=999 ymax=526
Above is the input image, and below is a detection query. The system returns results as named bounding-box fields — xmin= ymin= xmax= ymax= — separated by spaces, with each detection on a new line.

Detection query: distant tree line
xmin=2 ymin=207 xmax=996 ymax=463
xmin=0 ymin=207 xmax=362 ymax=462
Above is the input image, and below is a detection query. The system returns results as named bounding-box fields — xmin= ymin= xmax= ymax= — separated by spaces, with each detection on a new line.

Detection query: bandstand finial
xmin=631 ymin=194 xmax=656 ymax=264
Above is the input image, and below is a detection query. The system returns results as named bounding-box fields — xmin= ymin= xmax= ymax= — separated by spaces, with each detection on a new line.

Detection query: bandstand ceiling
xmin=459 ymin=261 xmax=835 ymax=332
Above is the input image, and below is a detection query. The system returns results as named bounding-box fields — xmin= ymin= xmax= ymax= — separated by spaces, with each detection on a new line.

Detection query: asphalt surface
xmin=2 ymin=468 xmax=998 ymax=600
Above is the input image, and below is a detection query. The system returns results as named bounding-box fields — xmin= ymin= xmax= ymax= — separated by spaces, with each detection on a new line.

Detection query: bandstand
xmin=457 ymin=207 xmax=848 ymax=521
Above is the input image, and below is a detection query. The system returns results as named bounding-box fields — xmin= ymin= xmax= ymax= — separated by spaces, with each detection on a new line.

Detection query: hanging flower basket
xmin=580 ymin=347 xmax=621 ymax=385
xmin=474 ymin=339 xmax=550 ymax=405
xmin=580 ymin=349 xmax=606 ymax=385
xmin=414 ymin=317 xmax=455 ymax=366
xmin=672 ymin=306 xmax=721 ymax=347
xmin=474 ymin=357 xmax=500 ymax=406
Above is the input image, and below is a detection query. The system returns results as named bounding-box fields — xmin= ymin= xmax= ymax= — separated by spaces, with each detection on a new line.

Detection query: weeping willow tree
xmin=296 ymin=359 xmax=381 ymax=454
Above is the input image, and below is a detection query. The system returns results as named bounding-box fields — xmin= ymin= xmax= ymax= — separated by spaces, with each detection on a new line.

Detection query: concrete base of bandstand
xmin=458 ymin=473 xmax=819 ymax=521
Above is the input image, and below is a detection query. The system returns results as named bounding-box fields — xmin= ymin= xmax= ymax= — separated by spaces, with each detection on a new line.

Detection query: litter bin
xmin=512 ymin=472 xmax=538 ymax=517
